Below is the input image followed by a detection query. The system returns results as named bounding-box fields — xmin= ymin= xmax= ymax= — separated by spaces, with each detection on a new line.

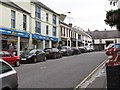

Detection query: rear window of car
xmin=0 ymin=61 xmax=12 ymax=74
xmin=0 ymin=51 xmax=4 ymax=57
xmin=4 ymin=52 xmax=11 ymax=57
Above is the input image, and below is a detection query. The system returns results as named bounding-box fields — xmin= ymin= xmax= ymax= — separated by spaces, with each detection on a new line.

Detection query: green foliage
xmin=104 ymin=9 xmax=120 ymax=31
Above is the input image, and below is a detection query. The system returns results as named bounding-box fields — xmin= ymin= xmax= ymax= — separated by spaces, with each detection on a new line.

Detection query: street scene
xmin=0 ymin=0 xmax=120 ymax=90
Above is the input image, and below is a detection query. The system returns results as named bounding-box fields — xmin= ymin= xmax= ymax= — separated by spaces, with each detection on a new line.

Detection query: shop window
xmin=45 ymin=41 xmax=49 ymax=48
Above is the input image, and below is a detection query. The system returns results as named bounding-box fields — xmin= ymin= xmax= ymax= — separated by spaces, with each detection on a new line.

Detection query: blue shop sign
xmin=49 ymin=37 xmax=58 ymax=42
xmin=32 ymin=34 xmax=46 ymax=40
xmin=0 ymin=28 xmax=30 ymax=38
xmin=32 ymin=34 xmax=58 ymax=42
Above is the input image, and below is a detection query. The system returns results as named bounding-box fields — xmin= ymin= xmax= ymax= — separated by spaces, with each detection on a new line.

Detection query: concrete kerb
xmin=73 ymin=60 xmax=106 ymax=90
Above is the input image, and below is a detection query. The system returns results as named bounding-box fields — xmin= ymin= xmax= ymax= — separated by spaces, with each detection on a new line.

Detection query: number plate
xmin=46 ymin=52 xmax=49 ymax=54
xmin=21 ymin=58 xmax=26 ymax=60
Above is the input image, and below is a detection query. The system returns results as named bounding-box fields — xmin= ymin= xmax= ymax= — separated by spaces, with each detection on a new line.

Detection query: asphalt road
xmin=15 ymin=51 xmax=107 ymax=88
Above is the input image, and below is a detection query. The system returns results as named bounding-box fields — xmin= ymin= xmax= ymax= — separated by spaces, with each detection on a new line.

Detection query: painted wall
xmin=0 ymin=4 xmax=30 ymax=32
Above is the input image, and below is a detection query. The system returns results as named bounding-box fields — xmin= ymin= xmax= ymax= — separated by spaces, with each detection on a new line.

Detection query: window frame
xmin=35 ymin=21 xmax=41 ymax=34
xmin=23 ymin=14 xmax=27 ymax=30
xmin=11 ymin=10 xmax=16 ymax=28
xmin=53 ymin=26 xmax=56 ymax=36
xmin=35 ymin=6 xmax=41 ymax=19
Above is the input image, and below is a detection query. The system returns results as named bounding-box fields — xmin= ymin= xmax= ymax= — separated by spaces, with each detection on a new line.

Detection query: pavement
xmin=73 ymin=62 xmax=107 ymax=90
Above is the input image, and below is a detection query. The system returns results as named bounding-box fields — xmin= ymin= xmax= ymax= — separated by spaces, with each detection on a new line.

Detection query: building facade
xmin=0 ymin=0 xmax=60 ymax=55
xmin=86 ymin=30 xmax=120 ymax=51
xmin=60 ymin=22 xmax=71 ymax=47
xmin=0 ymin=0 xmax=31 ymax=55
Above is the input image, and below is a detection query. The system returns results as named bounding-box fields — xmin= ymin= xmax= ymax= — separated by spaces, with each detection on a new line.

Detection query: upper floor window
xmin=46 ymin=13 xmax=49 ymax=22
xmin=53 ymin=14 xmax=56 ymax=25
xmin=61 ymin=27 xmax=62 ymax=36
xmin=46 ymin=25 xmax=49 ymax=35
xmin=11 ymin=10 xmax=16 ymax=28
xmin=35 ymin=21 xmax=41 ymax=34
xmin=64 ymin=27 xmax=65 ymax=36
xmin=23 ymin=14 xmax=27 ymax=30
xmin=53 ymin=26 xmax=56 ymax=36
xmin=35 ymin=6 xmax=41 ymax=19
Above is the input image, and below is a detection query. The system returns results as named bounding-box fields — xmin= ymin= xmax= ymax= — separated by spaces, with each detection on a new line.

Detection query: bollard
xmin=105 ymin=43 xmax=120 ymax=89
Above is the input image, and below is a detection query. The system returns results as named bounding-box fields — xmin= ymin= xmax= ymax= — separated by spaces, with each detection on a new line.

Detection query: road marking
xmin=73 ymin=60 xmax=106 ymax=90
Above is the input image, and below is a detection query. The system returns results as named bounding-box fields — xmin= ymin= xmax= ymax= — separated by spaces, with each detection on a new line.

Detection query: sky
xmin=39 ymin=0 xmax=118 ymax=31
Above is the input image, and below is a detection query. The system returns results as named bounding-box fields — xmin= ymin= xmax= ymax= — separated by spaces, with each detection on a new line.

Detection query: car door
xmin=0 ymin=61 xmax=18 ymax=89
xmin=35 ymin=50 xmax=40 ymax=61
xmin=40 ymin=50 xmax=45 ymax=60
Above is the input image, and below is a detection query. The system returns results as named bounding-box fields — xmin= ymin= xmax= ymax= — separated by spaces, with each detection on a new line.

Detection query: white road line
xmin=73 ymin=60 xmax=106 ymax=90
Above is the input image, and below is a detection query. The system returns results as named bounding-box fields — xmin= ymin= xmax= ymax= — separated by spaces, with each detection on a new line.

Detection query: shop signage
xmin=49 ymin=37 xmax=58 ymax=42
xmin=0 ymin=28 xmax=30 ymax=38
xmin=32 ymin=34 xmax=58 ymax=42
xmin=32 ymin=34 xmax=46 ymax=40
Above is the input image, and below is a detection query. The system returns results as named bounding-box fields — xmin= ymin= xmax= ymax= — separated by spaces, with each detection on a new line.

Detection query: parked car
xmin=60 ymin=46 xmax=73 ymax=56
xmin=85 ymin=45 xmax=94 ymax=52
xmin=0 ymin=59 xmax=18 ymax=90
xmin=44 ymin=48 xmax=62 ymax=59
xmin=71 ymin=47 xmax=81 ymax=55
xmin=0 ymin=51 xmax=20 ymax=67
xmin=20 ymin=49 xmax=46 ymax=63
xmin=78 ymin=47 xmax=87 ymax=53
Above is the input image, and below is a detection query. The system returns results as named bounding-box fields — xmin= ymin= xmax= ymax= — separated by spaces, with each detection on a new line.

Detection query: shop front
xmin=32 ymin=34 xmax=46 ymax=49
xmin=0 ymin=27 xmax=30 ymax=55
xmin=32 ymin=34 xmax=58 ymax=49
xmin=49 ymin=37 xmax=58 ymax=48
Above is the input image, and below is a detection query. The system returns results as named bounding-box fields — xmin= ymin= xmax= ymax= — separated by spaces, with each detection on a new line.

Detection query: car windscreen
xmin=22 ymin=49 xmax=32 ymax=54
xmin=44 ymin=48 xmax=52 ymax=52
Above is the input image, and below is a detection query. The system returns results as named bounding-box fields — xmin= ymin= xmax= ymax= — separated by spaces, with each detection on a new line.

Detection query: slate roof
xmin=0 ymin=0 xmax=30 ymax=14
xmin=86 ymin=30 xmax=120 ymax=39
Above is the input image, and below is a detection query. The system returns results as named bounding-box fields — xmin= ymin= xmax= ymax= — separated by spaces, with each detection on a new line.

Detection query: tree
xmin=104 ymin=9 xmax=120 ymax=31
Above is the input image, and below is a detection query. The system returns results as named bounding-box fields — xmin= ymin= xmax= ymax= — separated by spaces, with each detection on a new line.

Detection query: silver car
xmin=0 ymin=59 xmax=18 ymax=90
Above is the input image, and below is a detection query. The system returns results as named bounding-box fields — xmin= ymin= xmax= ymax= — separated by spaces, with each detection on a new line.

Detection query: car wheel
xmin=33 ymin=57 xmax=37 ymax=63
xmin=15 ymin=60 xmax=20 ymax=67
xmin=43 ymin=56 xmax=46 ymax=61
xmin=60 ymin=54 xmax=62 ymax=58
xmin=67 ymin=52 xmax=69 ymax=56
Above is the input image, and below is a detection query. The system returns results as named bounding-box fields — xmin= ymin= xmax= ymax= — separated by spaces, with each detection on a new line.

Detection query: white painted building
xmin=86 ymin=30 xmax=120 ymax=51
xmin=0 ymin=0 xmax=31 ymax=55
xmin=0 ymin=0 xmax=60 ymax=56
